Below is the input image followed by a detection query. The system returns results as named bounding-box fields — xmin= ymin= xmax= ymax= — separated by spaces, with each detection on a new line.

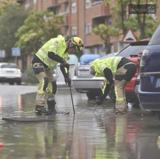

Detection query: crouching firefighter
xmin=90 ymin=56 xmax=137 ymax=114
xmin=32 ymin=35 xmax=83 ymax=115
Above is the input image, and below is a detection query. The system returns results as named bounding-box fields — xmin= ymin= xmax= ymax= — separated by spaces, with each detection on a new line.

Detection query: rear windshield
xmin=149 ymin=25 xmax=160 ymax=45
xmin=118 ymin=45 xmax=147 ymax=57
xmin=0 ymin=63 xmax=17 ymax=68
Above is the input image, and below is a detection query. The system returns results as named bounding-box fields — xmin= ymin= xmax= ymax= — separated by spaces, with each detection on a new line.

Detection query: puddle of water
xmin=0 ymin=87 xmax=160 ymax=158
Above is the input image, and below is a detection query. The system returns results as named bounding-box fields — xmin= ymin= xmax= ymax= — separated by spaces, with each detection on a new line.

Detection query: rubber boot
xmin=47 ymin=99 xmax=57 ymax=115
xmin=35 ymin=105 xmax=47 ymax=116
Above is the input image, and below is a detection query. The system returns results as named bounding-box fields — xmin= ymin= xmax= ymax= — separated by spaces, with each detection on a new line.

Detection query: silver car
xmin=72 ymin=53 xmax=108 ymax=99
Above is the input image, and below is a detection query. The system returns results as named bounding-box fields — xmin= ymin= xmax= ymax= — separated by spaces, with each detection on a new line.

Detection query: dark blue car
xmin=138 ymin=25 xmax=160 ymax=112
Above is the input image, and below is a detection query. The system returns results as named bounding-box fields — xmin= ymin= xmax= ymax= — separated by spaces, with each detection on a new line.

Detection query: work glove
xmin=65 ymin=76 xmax=71 ymax=87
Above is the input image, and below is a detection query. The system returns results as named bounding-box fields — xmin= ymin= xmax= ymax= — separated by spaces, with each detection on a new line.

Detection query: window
xmin=85 ymin=0 xmax=91 ymax=8
xmin=118 ymin=45 xmax=147 ymax=57
xmin=33 ymin=0 xmax=37 ymax=4
xmin=85 ymin=23 xmax=92 ymax=34
xmin=1 ymin=63 xmax=17 ymax=69
xmin=92 ymin=0 xmax=103 ymax=5
xmin=71 ymin=2 xmax=77 ymax=13
xmin=64 ymin=2 xmax=69 ymax=13
xmin=149 ymin=25 xmax=160 ymax=45
xmin=71 ymin=26 xmax=77 ymax=35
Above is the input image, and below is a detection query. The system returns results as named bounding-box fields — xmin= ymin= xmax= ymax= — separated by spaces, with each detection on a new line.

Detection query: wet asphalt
xmin=0 ymin=84 xmax=160 ymax=159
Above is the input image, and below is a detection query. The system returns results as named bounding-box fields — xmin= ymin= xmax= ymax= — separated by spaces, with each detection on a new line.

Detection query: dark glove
xmin=65 ymin=77 xmax=71 ymax=86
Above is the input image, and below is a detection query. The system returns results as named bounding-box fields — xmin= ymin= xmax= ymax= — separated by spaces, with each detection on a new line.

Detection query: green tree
xmin=0 ymin=3 xmax=28 ymax=60
xmin=93 ymin=24 xmax=119 ymax=53
xmin=103 ymin=0 xmax=158 ymax=39
xmin=15 ymin=11 xmax=63 ymax=55
xmin=0 ymin=0 xmax=17 ymax=15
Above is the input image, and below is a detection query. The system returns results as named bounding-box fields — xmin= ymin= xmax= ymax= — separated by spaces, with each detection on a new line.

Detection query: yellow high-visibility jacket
xmin=90 ymin=56 xmax=122 ymax=77
xmin=35 ymin=35 xmax=68 ymax=69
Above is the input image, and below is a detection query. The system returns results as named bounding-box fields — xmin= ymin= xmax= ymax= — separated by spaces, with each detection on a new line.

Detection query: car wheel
xmin=86 ymin=90 xmax=97 ymax=100
xmin=16 ymin=81 xmax=21 ymax=85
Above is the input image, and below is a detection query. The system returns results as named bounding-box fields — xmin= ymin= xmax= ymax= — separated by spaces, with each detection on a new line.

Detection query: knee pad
xmin=32 ymin=63 xmax=44 ymax=74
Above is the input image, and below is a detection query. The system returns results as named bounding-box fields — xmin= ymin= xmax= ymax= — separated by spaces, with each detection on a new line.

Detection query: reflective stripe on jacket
xmin=90 ymin=56 xmax=122 ymax=76
xmin=35 ymin=35 xmax=68 ymax=69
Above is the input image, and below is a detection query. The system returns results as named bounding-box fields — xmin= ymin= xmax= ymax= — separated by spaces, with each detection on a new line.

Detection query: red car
xmin=117 ymin=40 xmax=149 ymax=107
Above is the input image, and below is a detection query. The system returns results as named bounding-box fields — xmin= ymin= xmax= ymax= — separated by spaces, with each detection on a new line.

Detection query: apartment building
xmin=20 ymin=0 xmax=116 ymax=54
xmin=19 ymin=0 xmax=160 ymax=54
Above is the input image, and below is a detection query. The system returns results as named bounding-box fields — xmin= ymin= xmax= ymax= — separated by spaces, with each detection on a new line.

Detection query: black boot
xmin=35 ymin=105 xmax=47 ymax=116
xmin=47 ymin=100 xmax=57 ymax=115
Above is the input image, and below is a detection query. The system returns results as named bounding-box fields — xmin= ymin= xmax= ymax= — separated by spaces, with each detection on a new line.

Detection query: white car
xmin=0 ymin=62 xmax=22 ymax=85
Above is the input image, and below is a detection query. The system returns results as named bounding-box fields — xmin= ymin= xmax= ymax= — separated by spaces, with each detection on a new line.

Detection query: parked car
xmin=72 ymin=41 xmax=149 ymax=106
xmin=72 ymin=53 xmax=105 ymax=99
xmin=138 ymin=25 xmax=160 ymax=113
xmin=0 ymin=62 xmax=22 ymax=85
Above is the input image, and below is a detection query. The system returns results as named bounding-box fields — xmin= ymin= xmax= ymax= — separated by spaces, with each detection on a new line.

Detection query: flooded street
xmin=0 ymin=85 xmax=160 ymax=159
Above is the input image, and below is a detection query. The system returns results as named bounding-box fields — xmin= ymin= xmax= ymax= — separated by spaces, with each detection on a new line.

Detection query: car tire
xmin=86 ymin=90 xmax=97 ymax=100
xmin=16 ymin=81 xmax=21 ymax=85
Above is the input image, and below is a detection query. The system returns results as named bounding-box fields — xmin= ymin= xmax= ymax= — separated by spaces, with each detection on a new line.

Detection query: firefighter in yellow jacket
xmin=90 ymin=56 xmax=136 ymax=113
xmin=32 ymin=35 xmax=83 ymax=115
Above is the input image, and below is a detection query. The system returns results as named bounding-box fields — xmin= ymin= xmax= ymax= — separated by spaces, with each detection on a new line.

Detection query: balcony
xmin=17 ymin=0 xmax=25 ymax=4
xmin=86 ymin=2 xmax=110 ymax=18
xmin=47 ymin=4 xmax=60 ymax=14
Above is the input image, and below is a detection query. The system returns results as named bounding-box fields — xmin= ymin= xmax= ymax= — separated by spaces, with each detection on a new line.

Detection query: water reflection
xmin=0 ymin=87 xmax=160 ymax=158
xmin=0 ymin=93 xmax=36 ymax=115
xmin=94 ymin=112 xmax=141 ymax=159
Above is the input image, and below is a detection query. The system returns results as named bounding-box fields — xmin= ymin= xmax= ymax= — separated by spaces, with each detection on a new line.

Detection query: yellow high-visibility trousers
xmin=32 ymin=62 xmax=56 ymax=107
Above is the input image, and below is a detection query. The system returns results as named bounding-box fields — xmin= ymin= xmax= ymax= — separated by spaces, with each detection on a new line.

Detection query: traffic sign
xmin=11 ymin=48 xmax=21 ymax=56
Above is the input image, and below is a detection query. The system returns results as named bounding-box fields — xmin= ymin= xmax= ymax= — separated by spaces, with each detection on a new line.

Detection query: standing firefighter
xmin=32 ymin=35 xmax=83 ymax=115
xmin=90 ymin=56 xmax=137 ymax=114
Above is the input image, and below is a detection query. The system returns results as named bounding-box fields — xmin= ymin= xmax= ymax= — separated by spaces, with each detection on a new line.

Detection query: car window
xmin=1 ymin=63 xmax=17 ymax=68
xmin=149 ymin=25 xmax=160 ymax=45
xmin=118 ymin=45 xmax=147 ymax=57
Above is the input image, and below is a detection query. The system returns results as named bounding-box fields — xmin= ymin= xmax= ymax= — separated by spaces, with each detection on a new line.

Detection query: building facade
xmin=20 ymin=0 xmax=116 ymax=54
xmin=19 ymin=0 xmax=160 ymax=54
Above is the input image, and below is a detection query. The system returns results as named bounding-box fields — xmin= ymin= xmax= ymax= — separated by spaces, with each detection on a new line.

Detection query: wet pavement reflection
xmin=0 ymin=85 xmax=160 ymax=159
